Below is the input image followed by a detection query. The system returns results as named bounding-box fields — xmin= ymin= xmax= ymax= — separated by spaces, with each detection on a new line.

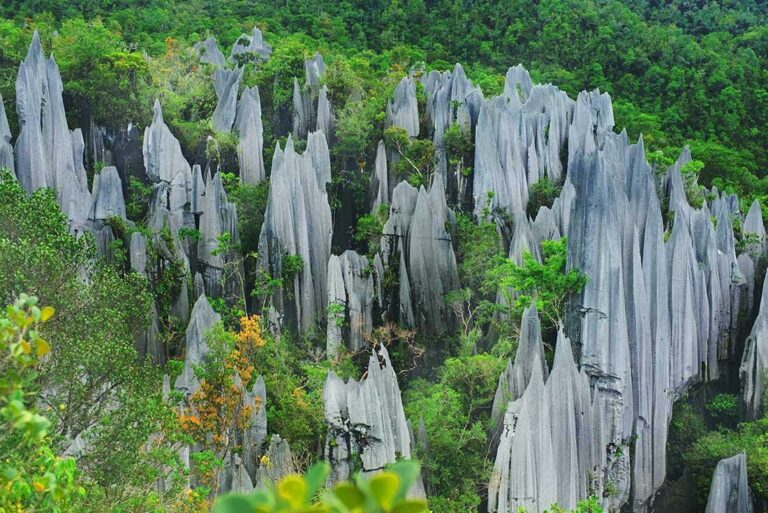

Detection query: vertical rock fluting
xmin=387 ymin=76 xmax=419 ymax=138
xmin=326 ymin=250 xmax=374 ymax=358
xmin=258 ymin=132 xmax=333 ymax=332
xmin=212 ymin=67 xmax=244 ymax=133
xmin=292 ymin=54 xmax=326 ymax=138
xmin=235 ymin=86 xmax=265 ymax=184
xmin=741 ymin=269 xmax=768 ymax=419
xmin=143 ymin=100 xmax=194 ymax=231
xmin=194 ymin=37 xmax=227 ymax=68
xmin=323 ymin=345 xmax=417 ymax=488
xmin=14 ymin=32 xmax=91 ymax=232
xmin=198 ymin=170 xmax=241 ymax=299
xmin=704 ymin=454 xmax=753 ymax=513
xmin=473 ymin=66 xmax=571 ymax=219
xmin=424 ymin=64 xmax=483 ymax=200
xmin=487 ymin=65 xmax=752 ymax=513
xmin=371 ymin=140 xmax=389 ymax=211
xmin=378 ymin=175 xmax=461 ymax=335
xmin=0 ymin=94 xmax=14 ymax=174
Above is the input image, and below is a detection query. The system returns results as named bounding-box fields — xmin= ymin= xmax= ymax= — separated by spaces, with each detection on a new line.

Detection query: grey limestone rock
xmin=255 ymin=435 xmax=295 ymax=488
xmin=326 ymin=250 xmax=374 ymax=358
xmin=194 ymin=37 xmax=227 ymax=67
xmin=212 ymin=67 xmax=244 ymax=133
xmin=198 ymin=170 xmax=240 ymax=297
xmin=258 ymin=132 xmax=333 ymax=332
xmin=90 ymin=166 xmax=126 ymax=221
xmin=235 ymin=86 xmax=265 ymax=184
xmin=323 ymin=345 xmax=414 ymax=487
xmin=387 ymin=76 xmax=419 ymax=137
xmin=316 ymin=85 xmax=334 ymax=142
xmin=0 ymin=94 xmax=14 ymax=174
xmin=741 ymin=271 xmax=768 ymax=419
xmin=407 ymin=174 xmax=461 ymax=334
xmin=705 ymin=454 xmax=753 ymax=513
xmin=174 ymin=294 xmax=220 ymax=396
xmin=143 ymin=101 xmax=194 ymax=230
xmin=371 ymin=140 xmax=389 ymax=212
xmin=231 ymin=27 xmax=272 ymax=62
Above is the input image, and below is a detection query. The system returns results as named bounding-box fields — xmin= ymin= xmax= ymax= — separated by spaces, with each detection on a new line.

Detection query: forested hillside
xmin=0 ymin=1 xmax=766 ymax=513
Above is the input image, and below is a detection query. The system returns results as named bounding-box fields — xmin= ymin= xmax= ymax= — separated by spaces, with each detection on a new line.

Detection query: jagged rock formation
xmin=235 ymin=86 xmax=265 ymax=184
xmin=705 ymin=454 xmax=753 ymax=513
xmin=423 ymin=63 xmax=483 ymax=200
xmin=143 ymin=100 xmax=194 ymax=230
xmin=194 ymin=37 xmax=227 ymax=67
xmin=379 ymin=175 xmax=460 ymax=334
xmin=212 ymin=68 xmax=244 ymax=133
xmin=371 ymin=140 xmax=389 ymax=211
xmin=198 ymin=170 xmax=240 ymax=298
xmin=741 ymin=269 xmax=768 ymax=419
xmin=0 ymin=94 xmax=14 ymax=173
xmin=230 ymin=27 xmax=272 ymax=62
xmin=292 ymin=54 xmax=326 ymax=138
xmin=486 ymin=65 xmax=752 ymax=513
xmin=175 ymin=294 xmax=220 ymax=396
xmin=90 ymin=166 xmax=126 ymax=222
xmin=473 ymin=66 xmax=571 ymax=218
xmin=326 ymin=251 xmax=375 ymax=358
xmin=323 ymin=345 xmax=415 ymax=487
xmin=387 ymin=76 xmax=419 ymax=137
xmin=14 ymin=32 xmax=92 ymax=232
xmin=258 ymin=132 xmax=333 ymax=332
xmin=316 ymin=85 xmax=334 ymax=142
xmin=255 ymin=435 xmax=296 ymax=488
xmin=490 ymin=304 xmax=549 ymax=431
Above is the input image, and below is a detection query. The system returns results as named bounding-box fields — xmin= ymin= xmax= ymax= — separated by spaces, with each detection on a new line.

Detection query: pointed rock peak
xmin=152 ymin=100 xmax=164 ymax=122
xmin=452 ymin=62 xmax=466 ymax=80
xmin=504 ymin=64 xmax=533 ymax=100
xmin=190 ymin=293 xmax=217 ymax=322
xmin=552 ymin=328 xmax=576 ymax=371
xmin=527 ymin=351 xmax=547 ymax=394
xmin=27 ymin=30 xmax=43 ymax=60
xmin=744 ymin=199 xmax=765 ymax=237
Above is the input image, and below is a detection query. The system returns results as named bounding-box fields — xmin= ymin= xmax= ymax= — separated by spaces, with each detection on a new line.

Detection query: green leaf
xmin=333 ymin=482 xmax=366 ymax=509
xmin=391 ymin=499 xmax=428 ymax=513
xmin=387 ymin=460 xmax=420 ymax=501
xmin=369 ymin=472 xmax=399 ymax=509
xmin=213 ymin=494 xmax=256 ymax=513
xmin=305 ymin=462 xmax=330 ymax=497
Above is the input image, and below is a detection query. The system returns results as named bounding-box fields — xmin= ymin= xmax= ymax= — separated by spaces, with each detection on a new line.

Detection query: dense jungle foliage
xmin=0 ymin=1 xmax=766 ymax=512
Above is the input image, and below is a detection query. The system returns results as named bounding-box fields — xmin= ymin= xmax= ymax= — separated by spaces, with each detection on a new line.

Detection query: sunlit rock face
xmin=323 ymin=345 xmax=420 ymax=493
xmin=485 ymin=64 xmax=752 ymax=513
xmin=258 ymin=131 xmax=333 ymax=332
xmin=377 ymin=174 xmax=461 ymax=335
xmin=705 ymin=453 xmax=753 ymax=513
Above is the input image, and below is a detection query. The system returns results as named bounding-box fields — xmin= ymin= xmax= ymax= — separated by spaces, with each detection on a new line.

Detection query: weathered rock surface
xmin=0 ymin=94 xmax=14 ymax=174
xmin=323 ymin=345 xmax=415 ymax=487
xmin=705 ymin=454 xmax=753 ymax=513
xmin=212 ymin=67 xmax=244 ymax=133
xmin=258 ymin=132 xmax=333 ymax=332
xmin=371 ymin=140 xmax=389 ymax=211
xmin=326 ymin=250 xmax=374 ymax=358
xmin=387 ymin=77 xmax=419 ymax=137
xmin=741 ymin=270 xmax=768 ymax=419
xmin=174 ymin=294 xmax=220 ymax=396
xmin=198 ymin=170 xmax=240 ymax=298
xmin=378 ymin=175 xmax=460 ymax=334
xmin=230 ymin=27 xmax=272 ymax=62
xmin=424 ymin=64 xmax=483 ymax=200
xmin=255 ymin=435 xmax=295 ymax=488
xmin=90 ymin=166 xmax=126 ymax=222
xmin=143 ymin=100 xmax=194 ymax=230
xmin=235 ymin=85 xmax=265 ymax=184
xmin=194 ymin=37 xmax=227 ymax=67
